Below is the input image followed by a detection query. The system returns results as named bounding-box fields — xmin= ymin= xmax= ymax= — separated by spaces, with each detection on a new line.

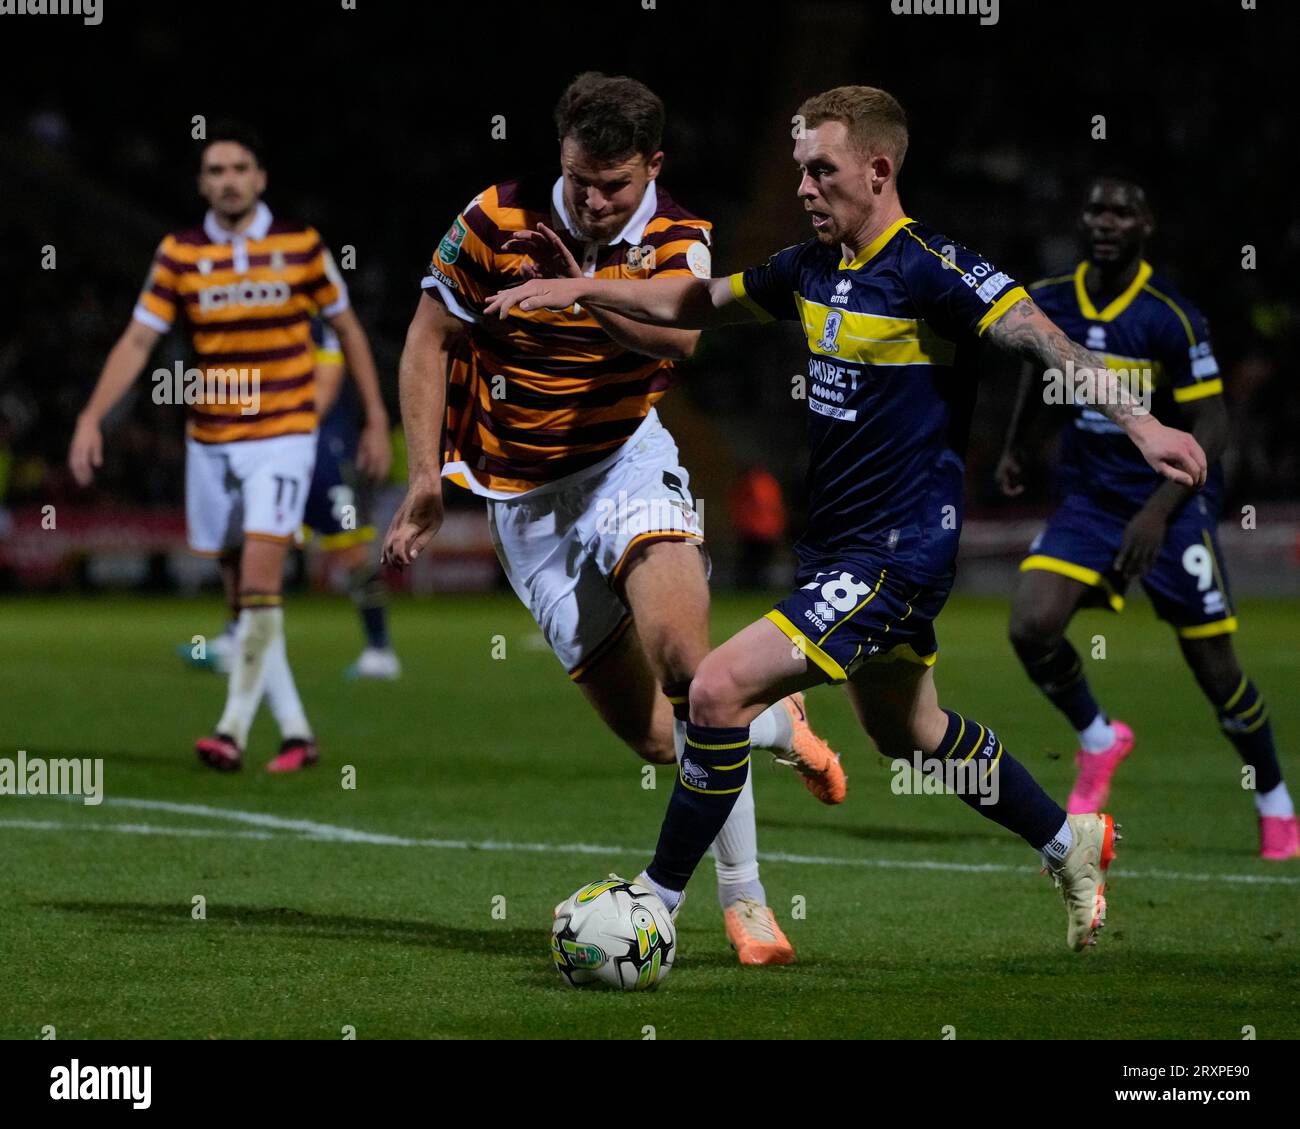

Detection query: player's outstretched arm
xmin=502 ymin=223 xmax=700 ymax=360
xmin=68 ymin=319 xmax=161 ymax=486
xmin=483 ymin=274 xmax=753 ymax=330
xmin=382 ymin=293 xmax=467 ymax=567
xmin=985 ymin=296 xmax=1208 ymax=488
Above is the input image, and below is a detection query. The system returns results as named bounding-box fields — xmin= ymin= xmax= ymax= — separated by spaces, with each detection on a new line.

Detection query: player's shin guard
xmin=935 ymin=709 xmax=1067 ymax=850
xmin=647 ymin=723 xmax=751 ymax=894
xmin=348 ymin=561 xmax=390 ymax=650
xmin=261 ymin=630 xmax=312 ymax=741
xmin=1215 ymin=676 xmax=1284 ymax=796
xmin=216 ymin=597 xmax=282 ymax=748
xmin=1014 ymin=636 xmax=1103 ymax=732
xmin=665 ymin=683 xmax=764 ymax=904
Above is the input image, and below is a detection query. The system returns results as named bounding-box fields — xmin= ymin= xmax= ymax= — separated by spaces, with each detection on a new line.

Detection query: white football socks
xmin=1078 ymin=713 xmax=1117 ymax=754
xmin=216 ymin=606 xmax=280 ymax=748
xmin=749 ymin=701 xmax=795 ymax=754
xmin=1256 ymin=781 xmax=1295 ymax=818
xmin=261 ymin=630 xmax=313 ymax=741
xmin=672 ymin=718 xmax=765 ymax=907
xmin=638 ymin=871 xmax=683 ymax=912
xmin=1040 ymin=818 xmax=1074 ymax=868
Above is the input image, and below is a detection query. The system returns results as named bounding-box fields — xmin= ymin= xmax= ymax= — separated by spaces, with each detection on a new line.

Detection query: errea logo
xmin=831 ymin=277 xmax=852 ymax=305
xmin=680 ymin=757 xmax=709 ymax=789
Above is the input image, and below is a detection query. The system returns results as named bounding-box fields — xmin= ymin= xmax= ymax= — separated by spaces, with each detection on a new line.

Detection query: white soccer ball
xmin=551 ymin=877 xmax=676 ymax=990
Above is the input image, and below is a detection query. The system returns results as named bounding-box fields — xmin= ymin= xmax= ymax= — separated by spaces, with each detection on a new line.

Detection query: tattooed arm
xmin=985 ymin=296 xmax=1208 ymax=488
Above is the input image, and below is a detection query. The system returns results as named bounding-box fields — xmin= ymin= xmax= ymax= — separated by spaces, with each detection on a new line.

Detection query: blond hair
xmin=797 ymin=86 xmax=909 ymax=170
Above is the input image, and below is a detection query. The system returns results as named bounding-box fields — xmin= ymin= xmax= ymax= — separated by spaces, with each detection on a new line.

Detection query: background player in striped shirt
xmin=384 ymin=73 xmax=845 ymax=965
xmin=175 ymin=317 xmax=399 ymax=680
xmin=67 ymin=123 xmax=388 ymax=772
xmin=997 ymin=176 xmax=1296 ymax=859
xmin=490 ymin=86 xmax=1209 ymax=951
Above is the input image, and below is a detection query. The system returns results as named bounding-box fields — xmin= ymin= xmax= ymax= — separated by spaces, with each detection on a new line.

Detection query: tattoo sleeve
xmin=985 ymin=297 xmax=1150 ymax=431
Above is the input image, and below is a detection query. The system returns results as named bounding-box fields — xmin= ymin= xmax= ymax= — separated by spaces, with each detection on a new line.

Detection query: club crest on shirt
xmin=817 ymin=310 xmax=843 ymax=354
xmin=626 ymin=244 xmax=657 ymax=275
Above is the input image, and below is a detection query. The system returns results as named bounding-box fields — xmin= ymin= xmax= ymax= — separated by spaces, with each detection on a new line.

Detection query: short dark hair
xmin=199 ymin=120 xmax=265 ymax=170
xmin=1086 ymin=169 xmax=1154 ymax=216
xmin=553 ymin=72 xmax=664 ymax=163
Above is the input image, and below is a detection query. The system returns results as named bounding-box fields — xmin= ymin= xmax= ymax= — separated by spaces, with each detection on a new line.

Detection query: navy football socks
xmin=935 ymin=709 xmax=1067 ymax=850
xmin=1213 ymin=676 xmax=1282 ymax=794
xmin=646 ymin=722 xmax=751 ymax=893
xmin=1014 ymin=637 xmax=1102 ymax=732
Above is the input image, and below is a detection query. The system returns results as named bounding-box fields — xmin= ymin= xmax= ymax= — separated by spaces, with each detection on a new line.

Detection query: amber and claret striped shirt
xmin=420 ymin=173 xmax=714 ymax=496
xmin=134 ymin=201 xmax=349 ymax=444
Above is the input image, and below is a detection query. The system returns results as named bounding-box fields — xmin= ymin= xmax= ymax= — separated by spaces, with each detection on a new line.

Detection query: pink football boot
xmin=1066 ymin=721 xmax=1135 ymax=814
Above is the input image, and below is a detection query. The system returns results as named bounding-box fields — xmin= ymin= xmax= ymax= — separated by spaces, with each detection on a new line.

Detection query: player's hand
xmin=1130 ymin=418 xmax=1207 ymax=489
xmin=68 ymin=415 xmax=103 ymax=487
xmin=502 ymin=223 xmax=582 ymax=280
xmin=382 ymin=480 xmax=444 ymax=568
xmin=995 ymin=448 xmax=1026 ymax=497
xmin=357 ymin=418 xmax=393 ymax=481
xmin=1114 ymin=506 xmax=1168 ymax=580
xmin=483 ymin=278 xmax=584 ymax=320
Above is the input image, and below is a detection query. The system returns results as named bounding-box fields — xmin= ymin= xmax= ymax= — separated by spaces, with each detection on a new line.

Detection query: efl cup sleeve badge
xmin=438 ymin=217 xmax=468 ymax=265
xmin=686 ymin=241 xmax=712 ymax=279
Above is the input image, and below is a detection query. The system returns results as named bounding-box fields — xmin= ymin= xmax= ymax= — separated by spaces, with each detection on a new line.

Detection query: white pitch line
xmin=0 ymin=817 xmax=277 ymax=841
xmin=3 ymin=797 xmax=1297 ymax=888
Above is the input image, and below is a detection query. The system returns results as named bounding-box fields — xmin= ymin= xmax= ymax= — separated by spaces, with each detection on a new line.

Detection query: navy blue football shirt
xmin=1029 ymin=261 xmax=1223 ymax=515
xmin=729 ymin=216 xmax=1027 ymax=585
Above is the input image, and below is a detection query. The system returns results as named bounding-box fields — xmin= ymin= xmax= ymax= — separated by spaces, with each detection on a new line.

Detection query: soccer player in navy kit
xmin=997 ymin=177 xmax=1296 ymax=860
xmin=303 ymin=320 xmax=401 ymax=680
xmin=489 ymin=87 xmax=1210 ymax=950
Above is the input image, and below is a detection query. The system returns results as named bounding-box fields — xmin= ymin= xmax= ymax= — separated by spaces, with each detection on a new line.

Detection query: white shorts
xmin=185 ymin=432 xmax=317 ymax=555
xmin=487 ymin=412 xmax=705 ymax=679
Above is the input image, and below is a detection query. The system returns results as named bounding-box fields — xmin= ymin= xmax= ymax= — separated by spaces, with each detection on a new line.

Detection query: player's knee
xmin=687 ymin=658 xmax=744 ymax=727
xmin=635 ymin=622 xmax=700 ymax=689
xmin=1008 ymin=603 xmax=1061 ymax=654
xmin=1184 ymin=639 xmax=1242 ymax=702
xmin=634 ymin=735 xmax=677 ymax=766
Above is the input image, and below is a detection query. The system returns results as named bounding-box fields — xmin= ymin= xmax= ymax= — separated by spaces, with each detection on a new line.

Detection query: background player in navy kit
xmin=489 ymin=87 xmax=1209 ymax=950
xmin=996 ymin=176 xmax=1297 ymax=860
xmin=303 ymin=320 xmax=400 ymax=680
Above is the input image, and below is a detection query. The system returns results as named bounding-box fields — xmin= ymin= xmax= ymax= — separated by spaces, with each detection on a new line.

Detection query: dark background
xmin=0 ymin=0 xmax=1295 ymax=552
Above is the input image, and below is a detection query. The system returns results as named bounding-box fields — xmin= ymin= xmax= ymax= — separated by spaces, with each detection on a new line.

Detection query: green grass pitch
xmin=1 ymin=591 xmax=1297 ymax=1039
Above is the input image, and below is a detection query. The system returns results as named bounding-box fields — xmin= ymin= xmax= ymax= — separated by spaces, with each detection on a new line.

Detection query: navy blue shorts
xmin=767 ymin=561 xmax=952 ymax=683
xmin=1022 ymin=493 xmax=1236 ymax=638
xmin=301 ymin=418 xmax=375 ymax=548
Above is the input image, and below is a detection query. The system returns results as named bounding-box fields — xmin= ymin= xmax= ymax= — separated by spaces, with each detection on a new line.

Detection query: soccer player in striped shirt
xmin=997 ymin=175 xmax=1296 ymax=859
xmin=489 ymin=87 xmax=1209 ymax=951
xmin=68 ymin=123 xmax=389 ymax=773
xmin=385 ymin=73 xmax=844 ymax=966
